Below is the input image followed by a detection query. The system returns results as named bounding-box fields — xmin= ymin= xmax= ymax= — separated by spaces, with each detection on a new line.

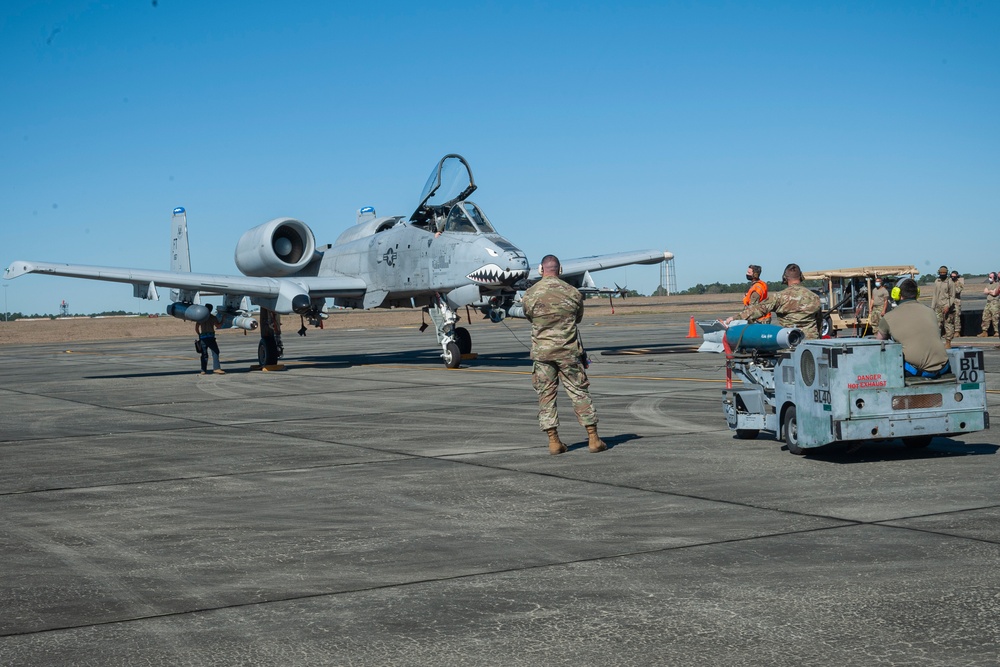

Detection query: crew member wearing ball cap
xmin=726 ymin=263 xmax=822 ymax=339
xmin=742 ymin=264 xmax=770 ymax=324
xmin=877 ymin=278 xmax=951 ymax=379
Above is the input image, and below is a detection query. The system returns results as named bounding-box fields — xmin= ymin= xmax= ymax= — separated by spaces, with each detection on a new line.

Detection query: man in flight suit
xmin=522 ymin=254 xmax=606 ymax=455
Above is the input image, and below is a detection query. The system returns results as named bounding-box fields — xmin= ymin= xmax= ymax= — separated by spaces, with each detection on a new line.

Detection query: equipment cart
xmin=721 ymin=326 xmax=989 ymax=454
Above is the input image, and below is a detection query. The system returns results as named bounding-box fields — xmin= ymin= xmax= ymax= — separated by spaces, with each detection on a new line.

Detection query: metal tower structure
xmin=658 ymin=256 xmax=677 ymax=295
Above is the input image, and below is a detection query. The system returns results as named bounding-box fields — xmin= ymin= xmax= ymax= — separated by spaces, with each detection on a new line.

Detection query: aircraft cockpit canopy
xmin=443 ymin=201 xmax=496 ymax=234
xmin=410 ymin=154 xmax=478 ymax=230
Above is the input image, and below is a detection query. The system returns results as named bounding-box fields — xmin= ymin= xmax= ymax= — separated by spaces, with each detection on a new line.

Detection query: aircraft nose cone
xmin=508 ymin=252 xmax=529 ymax=271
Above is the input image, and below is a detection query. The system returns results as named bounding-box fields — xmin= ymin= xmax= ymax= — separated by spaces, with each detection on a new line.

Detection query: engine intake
xmin=235 ymin=218 xmax=317 ymax=277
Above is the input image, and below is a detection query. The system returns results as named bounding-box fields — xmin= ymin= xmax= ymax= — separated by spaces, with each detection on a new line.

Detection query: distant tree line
xmin=916 ymin=272 xmax=981 ymax=285
xmin=0 ymin=310 xmax=152 ymax=322
xmin=682 ymin=273 xmax=989 ymax=295
xmin=679 ymin=281 xmax=810 ymax=296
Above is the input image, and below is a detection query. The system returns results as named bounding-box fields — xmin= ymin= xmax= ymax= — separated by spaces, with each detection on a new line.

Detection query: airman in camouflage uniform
xmin=931 ymin=266 xmax=957 ymax=348
xmin=522 ymin=254 xmax=606 ymax=455
xmin=950 ymin=270 xmax=964 ymax=336
xmin=732 ymin=263 xmax=822 ymax=339
xmin=978 ymin=272 xmax=1000 ymax=337
xmin=869 ymin=280 xmax=890 ymax=331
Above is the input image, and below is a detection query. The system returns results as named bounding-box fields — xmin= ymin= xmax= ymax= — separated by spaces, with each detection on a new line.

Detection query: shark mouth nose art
xmin=467 ymin=264 xmax=529 ymax=287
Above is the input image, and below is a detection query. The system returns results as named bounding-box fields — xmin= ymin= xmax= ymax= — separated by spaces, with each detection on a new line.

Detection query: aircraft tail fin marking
xmin=170 ymin=207 xmax=192 ymax=302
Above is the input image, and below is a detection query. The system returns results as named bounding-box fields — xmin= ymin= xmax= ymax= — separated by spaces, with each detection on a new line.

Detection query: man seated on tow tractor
xmin=726 ymin=262 xmax=822 ymax=339
xmin=875 ymin=278 xmax=952 ymax=380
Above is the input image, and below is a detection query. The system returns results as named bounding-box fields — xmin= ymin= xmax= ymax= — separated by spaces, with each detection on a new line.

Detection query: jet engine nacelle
xmin=234 ymin=218 xmax=317 ymax=277
xmin=167 ymin=302 xmax=210 ymax=323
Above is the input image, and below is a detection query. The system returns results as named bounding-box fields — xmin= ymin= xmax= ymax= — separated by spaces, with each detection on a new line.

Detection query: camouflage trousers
xmin=858 ymin=309 xmax=881 ymax=335
xmin=982 ymin=301 xmax=1000 ymax=335
xmin=936 ymin=306 xmax=956 ymax=341
xmin=532 ymin=359 xmax=598 ymax=431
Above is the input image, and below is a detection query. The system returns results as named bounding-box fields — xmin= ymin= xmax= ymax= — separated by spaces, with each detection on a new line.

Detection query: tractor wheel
xmin=784 ymin=406 xmax=804 ymax=455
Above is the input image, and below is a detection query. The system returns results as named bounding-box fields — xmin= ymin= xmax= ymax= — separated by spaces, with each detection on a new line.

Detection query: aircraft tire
xmin=258 ymin=337 xmax=279 ymax=366
xmin=443 ymin=342 xmax=462 ymax=369
xmin=454 ymin=327 xmax=472 ymax=355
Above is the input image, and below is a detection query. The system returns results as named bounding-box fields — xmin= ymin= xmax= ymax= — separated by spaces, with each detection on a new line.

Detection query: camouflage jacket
xmin=522 ymin=276 xmax=584 ymax=362
xmin=739 ymin=284 xmax=822 ymax=339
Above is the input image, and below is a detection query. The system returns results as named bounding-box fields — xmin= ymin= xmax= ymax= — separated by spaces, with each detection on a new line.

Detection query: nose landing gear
xmin=428 ymin=295 xmax=473 ymax=368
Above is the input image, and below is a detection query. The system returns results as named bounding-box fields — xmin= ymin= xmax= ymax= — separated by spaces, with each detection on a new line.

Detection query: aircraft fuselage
xmin=320 ymin=218 xmax=529 ymax=310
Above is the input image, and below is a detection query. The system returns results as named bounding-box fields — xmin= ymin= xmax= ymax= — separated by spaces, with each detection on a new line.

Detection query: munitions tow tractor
xmin=720 ymin=323 xmax=989 ymax=454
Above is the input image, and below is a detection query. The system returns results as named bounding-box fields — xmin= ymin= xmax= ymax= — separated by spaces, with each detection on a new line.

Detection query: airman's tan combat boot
xmin=545 ymin=428 xmax=567 ymax=455
xmin=977 ymin=332 xmax=989 ymax=337
xmin=585 ymin=424 xmax=607 ymax=453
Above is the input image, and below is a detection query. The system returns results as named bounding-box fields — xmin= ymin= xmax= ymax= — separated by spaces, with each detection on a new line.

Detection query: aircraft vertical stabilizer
xmin=170 ymin=206 xmax=198 ymax=303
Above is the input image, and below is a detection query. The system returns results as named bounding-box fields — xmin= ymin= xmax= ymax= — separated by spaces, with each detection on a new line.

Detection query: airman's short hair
xmin=897 ymin=278 xmax=919 ymax=300
xmin=781 ymin=263 xmax=803 ymax=284
xmin=748 ymin=264 xmax=762 ymax=279
xmin=539 ymin=254 xmax=561 ymax=274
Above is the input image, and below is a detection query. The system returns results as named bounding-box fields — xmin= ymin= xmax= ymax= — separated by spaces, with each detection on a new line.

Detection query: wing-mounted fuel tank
xmin=235 ymin=218 xmax=318 ymax=277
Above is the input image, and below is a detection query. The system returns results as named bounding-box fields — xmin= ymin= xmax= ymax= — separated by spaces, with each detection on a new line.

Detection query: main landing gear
xmin=257 ymin=309 xmax=284 ymax=367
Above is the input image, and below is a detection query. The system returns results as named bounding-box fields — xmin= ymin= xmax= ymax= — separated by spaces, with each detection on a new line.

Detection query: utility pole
xmin=2 ymin=283 xmax=7 ymax=322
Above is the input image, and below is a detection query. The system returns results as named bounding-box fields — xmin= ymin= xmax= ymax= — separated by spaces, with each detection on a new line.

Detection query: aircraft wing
xmin=526 ymin=250 xmax=671 ymax=281
xmin=4 ymin=260 xmax=367 ymax=313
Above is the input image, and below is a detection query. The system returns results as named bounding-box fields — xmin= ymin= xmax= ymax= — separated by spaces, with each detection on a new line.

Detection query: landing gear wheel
xmin=454 ymin=327 xmax=472 ymax=355
xmin=735 ymin=429 xmax=759 ymax=440
xmin=442 ymin=342 xmax=461 ymax=369
xmin=258 ymin=337 xmax=279 ymax=366
xmin=784 ymin=406 xmax=803 ymax=455
xmin=903 ymin=435 xmax=933 ymax=449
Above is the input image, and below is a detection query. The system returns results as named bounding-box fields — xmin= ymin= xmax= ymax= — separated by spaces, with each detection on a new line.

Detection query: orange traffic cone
xmin=686 ymin=317 xmax=698 ymax=338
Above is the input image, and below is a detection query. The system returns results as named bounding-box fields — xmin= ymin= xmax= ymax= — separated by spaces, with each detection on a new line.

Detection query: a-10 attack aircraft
xmin=5 ymin=154 xmax=673 ymax=368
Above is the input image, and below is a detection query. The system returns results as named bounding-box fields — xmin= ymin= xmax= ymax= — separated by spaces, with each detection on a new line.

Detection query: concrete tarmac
xmin=2 ymin=312 xmax=999 ymax=666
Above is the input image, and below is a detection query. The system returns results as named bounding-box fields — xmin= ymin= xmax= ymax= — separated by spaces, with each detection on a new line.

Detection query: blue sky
xmin=2 ymin=1 xmax=997 ymax=315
